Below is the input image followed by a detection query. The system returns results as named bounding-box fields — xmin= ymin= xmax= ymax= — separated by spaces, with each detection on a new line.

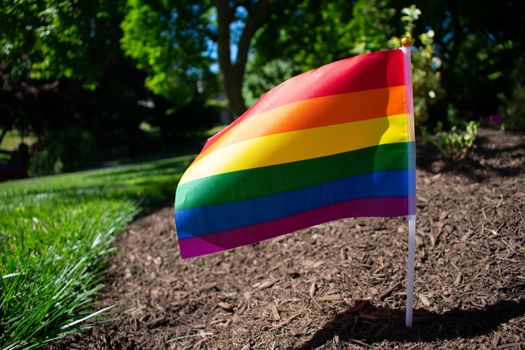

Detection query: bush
xmin=390 ymin=6 xmax=442 ymax=128
xmin=352 ymin=5 xmax=442 ymax=128
xmin=30 ymin=129 xmax=98 ymax=175
xmin=165 ymin=100 xmax=220 ymax=134
xmin=421 ymin=121 xmax=479 ymax=161
xmin=498 ymin=55 xmax=525 ymax=130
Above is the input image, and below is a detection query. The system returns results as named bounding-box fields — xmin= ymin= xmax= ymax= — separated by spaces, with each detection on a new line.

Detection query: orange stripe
xmin=198 ymin=85 xmax=406 ymax=161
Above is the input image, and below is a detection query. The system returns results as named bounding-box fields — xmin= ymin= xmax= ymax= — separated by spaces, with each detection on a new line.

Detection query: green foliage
xmin=421 ymin=121 xmax=479 ymax=161
xmin=499 ymin=87 xmax=525 ymax=130
xmin=245 ymin=0 xmax=398 ymax=103
xmin=0 ymin=154 xmax=192 ymax=349
xmin=388 ymin=5 xmax=442 ymax=127
xmin=345 ymin=0 xmax=397 ymax=56
xmin=0 ymin=0 xmax=127 ymax=86
xmin=120 ymin=0 xmax=213 ymax=103
xmin=0 ymin=0 xmax=156 ymax=149
xmin=498 ymin=55 xmax=525 ymax=129
xmin=253 ymin=0 xmax=398 ymax=72
xmin=415 ymin=1 xmax=525 ymax=125
xmin=248 ymin=3 xmax=441 ymax=127
xmin=3 ymin=0 xmax=525 ymax=139
xmin=243 ymin=58 xmax=300 ymax=107
xmin=29 ymin=129 xmax=98 ymax=176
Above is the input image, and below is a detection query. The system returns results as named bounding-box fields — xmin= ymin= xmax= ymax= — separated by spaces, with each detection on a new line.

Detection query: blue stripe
xmin=176 ymin=170 xmax=414 ymax=238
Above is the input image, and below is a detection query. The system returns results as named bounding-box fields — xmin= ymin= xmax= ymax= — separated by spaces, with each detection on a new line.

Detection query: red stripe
xmin=178 ymin=196 xmax=412 ymax=259
xmin=203 ymin=49 xmax=404 ymax=152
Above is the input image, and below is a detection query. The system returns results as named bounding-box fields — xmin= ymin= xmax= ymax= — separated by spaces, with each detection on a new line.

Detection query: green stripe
xmin=176 ymin=142 xmax=411 ymax=210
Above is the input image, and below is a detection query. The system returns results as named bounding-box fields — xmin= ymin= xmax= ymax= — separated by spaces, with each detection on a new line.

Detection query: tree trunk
xmin=0 ymin=129 xmax=7 ymax=147
xmin=215 ymin=0 xmax=269 ymax=119
xmin=222 ymin=67 xmax=246 ymax=119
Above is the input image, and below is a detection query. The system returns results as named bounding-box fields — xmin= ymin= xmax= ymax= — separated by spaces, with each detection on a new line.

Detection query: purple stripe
xmin=178 ymin=196 xmax=413 ymax=259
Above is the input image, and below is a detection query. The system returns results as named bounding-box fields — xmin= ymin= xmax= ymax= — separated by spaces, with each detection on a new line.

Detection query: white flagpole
xmin=400 ymin=36 xmax=417 ymax=328
xmin=406 ymin=215 xmax=416 ymax=327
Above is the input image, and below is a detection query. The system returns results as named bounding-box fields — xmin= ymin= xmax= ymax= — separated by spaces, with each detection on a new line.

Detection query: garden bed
xmin=52 ymin=128 xmax=525 ymax=349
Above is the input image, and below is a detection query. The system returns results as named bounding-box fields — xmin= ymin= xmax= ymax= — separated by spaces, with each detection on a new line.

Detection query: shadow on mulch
xmin=416 ymin=128 xmax=525 ymax=182
xmin=295 ymin=299 xmax=525 ymax=349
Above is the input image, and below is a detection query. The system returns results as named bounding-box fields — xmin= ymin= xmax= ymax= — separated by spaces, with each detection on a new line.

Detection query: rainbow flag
xmin=175 ymin=49 xmax=416 ymax=259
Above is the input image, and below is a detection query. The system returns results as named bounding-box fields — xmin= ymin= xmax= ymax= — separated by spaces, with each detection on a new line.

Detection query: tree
xmin=215 ymin=0 xmax=269 ymax=117
xmin=0 ymin=0 xmax=127 ymax=86
xmin=120 ymin=1 xmax=213 ymax=105
xmin=245 ymin=1 xmax=443 ymax=127
xmin=244 ymin=0 xmax=403 ymax=104
xmin=0 ymin=0 xmax=153 ymax=147
xmin=400 ymin=0 xmax=525 ymax=126
xmin=252 ymin=0 xmax=399 ymax=72
xmin=121 ymin=0 xmax=270 ymax=118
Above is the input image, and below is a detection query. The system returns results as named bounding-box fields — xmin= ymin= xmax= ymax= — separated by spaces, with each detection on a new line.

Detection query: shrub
xmin=421 ymin=121 xmax=479 ymax=161
xmin=390 ymin=5 xmax=442 ymax=128
xmin=30 ymin=129 xmax=98 ymax=175
xmin=498 ymin=55 xmax=525 ymax=130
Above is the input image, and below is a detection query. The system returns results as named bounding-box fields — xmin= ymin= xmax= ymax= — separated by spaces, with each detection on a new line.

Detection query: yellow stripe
xmin=197 ymin=85 xmax=407 ymax=159
xmin=180 ymin=114 xmax=412 ymax=184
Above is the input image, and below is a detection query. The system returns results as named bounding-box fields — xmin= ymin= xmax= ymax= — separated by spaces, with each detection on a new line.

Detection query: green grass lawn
xmin=0 ymin=155 xmax=193 ymax=349
xmin=0 ymin=131 xmax=37 ymax=151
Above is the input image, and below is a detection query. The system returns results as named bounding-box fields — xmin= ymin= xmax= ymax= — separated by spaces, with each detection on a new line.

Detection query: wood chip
xmin=318 ymin=294 xmax=342 ymax=302
xmin=309 ymin=282 xmax=316 ymax=297
xmin=418 ymin=294 xmax=431 ymax=307
xmin=146 ymin=316 xmax=167 ymax=329
xmin=269 ymin=303 xmax=280 ymax=321
xmin=454 ymin=272 xmax=462 ymax=286
xmin=378 ymin=281 xmax=399 ymax=300
xmin=270 ymin=312 xmax=301 ymax=330
xmin=218 ymin=302 xmax=233 ymax=311
xmin=253 ymin=280 xmax=275 ymax=291
xmin=499 ymin=342 xmax=525 ymax=349
xmin=303 ymin=260 xmax=323 ymax=268
xmin=349 ymin=339 xmax=373 ymax=348
xmin=492 ymin=332 xmax=501 ymax=347
xmin=439 ymin=210 xmax=449 ymax=221
xmin=461 ymin=231 xmax=472 ymax=242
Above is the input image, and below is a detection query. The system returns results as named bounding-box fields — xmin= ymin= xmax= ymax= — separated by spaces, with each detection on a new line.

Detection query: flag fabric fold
xmin=175 ymin=49 xmax=416 ymax=259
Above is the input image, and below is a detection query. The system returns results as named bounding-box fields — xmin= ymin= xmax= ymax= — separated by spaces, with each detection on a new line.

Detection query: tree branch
xmin=234 ymin=0 xmax=269 ymax=71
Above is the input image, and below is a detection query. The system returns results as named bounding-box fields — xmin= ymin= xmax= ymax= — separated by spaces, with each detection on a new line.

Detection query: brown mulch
xmin=51 ymin=128 xmax=525 ymax=349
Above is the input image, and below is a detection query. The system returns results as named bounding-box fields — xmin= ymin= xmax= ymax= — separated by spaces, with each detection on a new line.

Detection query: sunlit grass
xmin=0 ymin=131 xmax=37 ymax=151
xmin=0 ymin=155 xmax=193 ymax=349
